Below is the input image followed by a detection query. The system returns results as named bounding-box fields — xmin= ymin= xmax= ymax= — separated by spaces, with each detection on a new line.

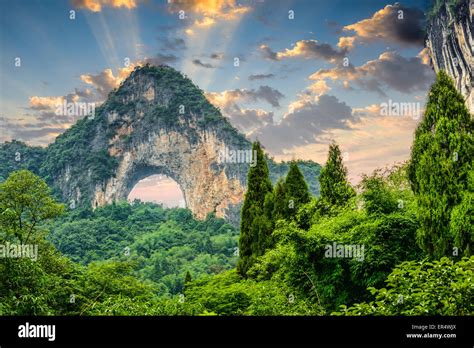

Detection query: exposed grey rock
xmin=426 ymin=0 xmax=473 ymax=112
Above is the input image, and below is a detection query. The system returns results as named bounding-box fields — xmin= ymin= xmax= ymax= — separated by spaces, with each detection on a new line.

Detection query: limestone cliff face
xmin=426 ymin=0 xmax=473 ymax=112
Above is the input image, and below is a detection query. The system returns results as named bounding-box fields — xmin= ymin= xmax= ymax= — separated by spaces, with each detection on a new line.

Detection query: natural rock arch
xmin=91 ymin=129 xmax=247 ymax=220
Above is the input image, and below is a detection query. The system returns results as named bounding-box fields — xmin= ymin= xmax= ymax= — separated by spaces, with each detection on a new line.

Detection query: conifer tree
xmin=183 ymin=271 xmax=192 ymax=293
xmin=263 ymin=191 xmax=275 ymax=246
xmin=284 ymin=161 xmax=311 ymax=219
xmin=408 ymin=70 xmax=473 ymax=258
xmin=237 ymin=141 xmax=273 ymax=277
xmin=319 ymin=142 xmax=355 ymax=206
xmin=263 ymin=191 xmax=274 ymax=220
xmin=272 ymin=178 xmax=288 ymax=221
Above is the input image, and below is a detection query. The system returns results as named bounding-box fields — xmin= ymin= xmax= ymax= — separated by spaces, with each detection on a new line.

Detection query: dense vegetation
xmin=268 ymin=159 xmax=321 ymax=196
xmin=47 ymin=202 xmax=238 ymax=295
xmin=0 ymin=71 xmax=472 ymax=316
xmin=426 ymin=0 xmax=465 ymax=21
xmin=0 ymin=140 xmax=46 ymax=182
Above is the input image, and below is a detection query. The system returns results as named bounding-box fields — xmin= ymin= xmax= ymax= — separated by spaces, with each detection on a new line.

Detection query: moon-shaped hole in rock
xmin=127 ymin=174 xmax=186 ymax=208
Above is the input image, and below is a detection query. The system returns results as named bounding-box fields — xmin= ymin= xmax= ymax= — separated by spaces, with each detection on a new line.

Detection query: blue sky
xmin=0 ymin=0 xmax=436 ymax=182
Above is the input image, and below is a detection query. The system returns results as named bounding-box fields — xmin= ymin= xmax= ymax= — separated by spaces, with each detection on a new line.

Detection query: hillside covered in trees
xmin=0 ymin=71 xmax=472 ymax=316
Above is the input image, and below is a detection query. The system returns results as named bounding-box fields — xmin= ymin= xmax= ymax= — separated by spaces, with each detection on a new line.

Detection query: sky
xmin=0 ymin=0 xmax=436 ymax=202
xmin=128 ymin=174 xmax=186 ymax=207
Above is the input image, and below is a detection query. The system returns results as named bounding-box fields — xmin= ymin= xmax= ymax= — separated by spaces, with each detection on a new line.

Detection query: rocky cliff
xmin=426 ymin=0 xmax=473 ymax=112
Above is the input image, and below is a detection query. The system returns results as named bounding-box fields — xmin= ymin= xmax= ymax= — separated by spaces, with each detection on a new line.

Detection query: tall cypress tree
xmin=272 ymin=178 xmax=288 ymax=221
xmin=183 ymin=271 xmax=192 ymax=293
xmin=408 ymin=70 xmax=473 ymax=258
xmin=237 ymin=141 xmax=273 ymax=277
xmin=284 ymin=161 xmax=311 ymax=219
xmin=319 ymin=142 xmax=355 ymax=206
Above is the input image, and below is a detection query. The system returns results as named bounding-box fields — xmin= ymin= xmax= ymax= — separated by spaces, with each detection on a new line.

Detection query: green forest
xmin=0 ymin=71 xmax=472 ymax=316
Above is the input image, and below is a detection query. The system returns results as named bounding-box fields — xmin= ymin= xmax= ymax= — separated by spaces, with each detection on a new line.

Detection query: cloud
xmin=260 ymin=40 xmax=346 ymax=63
xmin=223 ymin=106 xmax=274 ymax=136
xmin=343 ymin=4 xmax=425 ymax=47
xmin=5 ymin=58 xmax=184 ymax=146
xmin=263 ymin=101 xmax=423 ymax=183
xmin=253 ymin=95 xmax=355 ymax=153
xmin=205 ymin=86 xmax=285 ymax=135
xmin=307 ymin=80 xmax=331 ymax=96
xmin=337 ymin=36 xmax=356 ymax=50
xmin=71 ymin=0 xmax=141 ymax=12
xmin=0 ymin=116 xmax=73 ymax=146
xmin=286 ymin=80 xmax=331 ymax=113
xmin=9 ymin=65 xmax=140 ymax=145
xmin=324 ymin=104 xmax=421 ymax=183
xmin=417 ymin=47 xmax=431 ymax=66
xmin=29 ymin=96 xmax=68 ymax=111
xmin=160 ymin=37 xmax=187 ymax=51
xmin=248 ymin=73 xmax=275 ymax=81
xmin=80 ymin=66 xmax=133 ymax=99
xmin=167 ymin=0 xmax=251 ymax=27
xmin=206 ymin=86 xmax=285 ymax=109
xmin=79 ymin=55 xmax=177 ymax=100
xmin=192 ymin=59 xmax=216 ymax=68
xmin=259 ymin=44 xmax=278 ymax=60
xmin=309 ymin=51 xmax=434 ymax=96
xmin=210 ymin=52 xmax=225 ymax=60
xmin=248 ymin=86 xmax=284 ymax=107
xmin=27 ymin=89 xmax=101 ymax=123
xmin=194 ymin=17 xmax=216 ymax=27
xmin=15 ymin=90 xmax=101 ymax=146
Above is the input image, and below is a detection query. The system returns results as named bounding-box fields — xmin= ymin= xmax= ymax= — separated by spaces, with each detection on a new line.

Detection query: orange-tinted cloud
xmin=337 ymin=36 xmax=355 ymax=50
xmin=71 ymin=0 xmax=141 ymax=12
xmin=307 ymin=80 xmax=331 ymax=96
xmin=287 ymin=80 xmax=331 ymax=114
xmin=417 ymin=47 xmax=431 ymax=66
xmin=80 ymin=65 xmax=135 ymax=98
xmin=261 ymin=40 xmax=346 ymax=63
xmin=167 ymin=0 xmax=251 ymax=27
xmin=206 ymin=86 xmax=284 ymax=108
xmin=29 ymin=96 xmax=68 ymax=110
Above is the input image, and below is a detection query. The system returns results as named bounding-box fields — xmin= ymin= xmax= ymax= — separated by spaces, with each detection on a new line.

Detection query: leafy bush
xmin=337 ymin=257 xmax=474 ymax=315
xmin=185 ymin=270 xmax=323 ymax=315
